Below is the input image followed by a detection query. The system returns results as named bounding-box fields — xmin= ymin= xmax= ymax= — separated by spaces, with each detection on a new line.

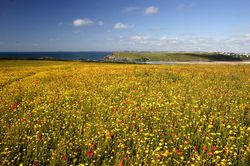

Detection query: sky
xmin=0 ymin=0 xmax=250 ymax=52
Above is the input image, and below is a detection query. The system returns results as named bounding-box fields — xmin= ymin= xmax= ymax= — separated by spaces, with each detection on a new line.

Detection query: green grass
xmin=108 ymin=52 xmax=244 ymax=62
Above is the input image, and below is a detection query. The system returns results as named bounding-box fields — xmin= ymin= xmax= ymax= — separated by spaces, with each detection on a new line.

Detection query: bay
xmin=0 ymin=52 xmax=112 ymax=61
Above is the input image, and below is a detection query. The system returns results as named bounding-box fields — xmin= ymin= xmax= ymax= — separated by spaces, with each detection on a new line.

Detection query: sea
xmin=0 ymin=52 xmax=112 ymax=61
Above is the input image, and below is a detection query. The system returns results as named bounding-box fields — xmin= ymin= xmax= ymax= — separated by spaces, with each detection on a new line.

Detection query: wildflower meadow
xmin=0 ymin=60 xmax=249 ymax=165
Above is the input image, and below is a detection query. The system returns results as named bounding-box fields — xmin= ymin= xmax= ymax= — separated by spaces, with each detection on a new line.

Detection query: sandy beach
xmin=145 ymin=61 xmax=250 ymax=65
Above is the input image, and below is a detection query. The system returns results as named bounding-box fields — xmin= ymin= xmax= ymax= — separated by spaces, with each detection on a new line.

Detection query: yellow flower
xmin=208 ymin=124 xmax=213 ymax=129
xmin=163 ymin=150 xmax=169 ymax=157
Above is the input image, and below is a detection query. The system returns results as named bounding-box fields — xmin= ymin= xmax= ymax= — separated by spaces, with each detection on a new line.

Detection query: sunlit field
xmin=0 ymin=60 xmax=249 ymax=165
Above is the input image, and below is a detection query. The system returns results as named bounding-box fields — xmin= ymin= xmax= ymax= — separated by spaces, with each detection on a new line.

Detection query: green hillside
xmin=104 ymin=52 xmax=247 ymax=62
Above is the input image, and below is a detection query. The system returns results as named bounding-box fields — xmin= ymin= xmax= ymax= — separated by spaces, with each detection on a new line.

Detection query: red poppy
xmin=211 ymin=146 xmax=217 ymax=151
xmin=207 ymin=152 xmax=213 ymax=156
xmin=9 ymin=102 xmax=19 ymax=111
xmin=120 ymin=160 xmax=123 ymax=166
xmin=176 ymin=149 xmax=183 ymax=155
xmin=36 ymin=133 xmax=42 ymax=140
xmin=22 ymin=118 xmax=27 ymax=123
xmin=35 ymin=80 xmax=40 ymax=86
xmin=132 ymin=123 xmax=136 ymax=128
xmin=87 ymin=150 xmax=94 ymax=158
xmin=203 ymin=146 xmax=208 ymax=151
xmin=133 ymin=90 xmax=139 ymax=93
xmin=89 ymin=143 xmax=94 ymax=148
xmin=62 ymin=155 xmax=68 ymax=161
xmin=109 ymin=133 xmax=114 ymax=140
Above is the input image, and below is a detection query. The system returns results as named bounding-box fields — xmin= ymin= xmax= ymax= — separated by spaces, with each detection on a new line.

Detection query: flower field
xmin=0 ymin=60 xmax=249 ymax=165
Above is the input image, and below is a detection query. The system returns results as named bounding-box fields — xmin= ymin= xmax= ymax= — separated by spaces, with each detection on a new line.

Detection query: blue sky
xmin=0 ymin=0 xmax=250 ymax=52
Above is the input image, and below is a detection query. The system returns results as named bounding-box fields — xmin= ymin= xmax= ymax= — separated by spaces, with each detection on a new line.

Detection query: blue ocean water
xmin=0 ymin=52 xmax=112 ymax=60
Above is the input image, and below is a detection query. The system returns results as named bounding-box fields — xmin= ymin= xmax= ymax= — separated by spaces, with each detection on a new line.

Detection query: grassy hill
xmin=104 ymin=52 xmax=247 ymax=62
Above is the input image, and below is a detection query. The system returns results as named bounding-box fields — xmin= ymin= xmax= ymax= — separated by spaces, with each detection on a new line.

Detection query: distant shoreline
xmin=1 ymin=58 xmax=250 ymax=65
xmin=1 ymin=51 xmax=250 ymax=65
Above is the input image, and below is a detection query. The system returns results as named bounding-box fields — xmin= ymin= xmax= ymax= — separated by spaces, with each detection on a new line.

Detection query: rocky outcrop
xmin=103 ymin=55 xmax=149 ymax=63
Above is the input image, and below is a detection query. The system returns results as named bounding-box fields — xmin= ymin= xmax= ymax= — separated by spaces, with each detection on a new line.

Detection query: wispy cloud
xmin=160 ymin=37 xmax=178 ymax=44
xmin=150 ymin=27 xmax=168 ymax=32
xmin=73 ymin=18 xmax=94 ymax=27
xmin=156 ymin=34 xmax=250 ymax=52
xmin=177 ymin=3 xmax=195 ymax=10
xmin=124 ymin=6 xmax=138 ymax=12
xmin=74 ymin=30 xmax=82 ymax=33
xmin=130 ymin=35 xmax=149 ymax=44
xmin=157 ymin=35 xmax=222 ymax=51
xmin=113 ymin=23 xmax=129 ymax=29
xmin=104 ymin=31 xmax=250 ymax=52
xmin=227 ymin=33 xmax=250 ymax=43
xmin=105 ymin=32 xmax=250 ymax=52
xmin=144 ymin=6 xmax=158 ymax=15
xmin=73 ymin=18 xmax=104 ymax=27
xmin=222 ymin=33 xmax=250 ymax=52
xmin=97 ymin=21 xmax=104 ymax=26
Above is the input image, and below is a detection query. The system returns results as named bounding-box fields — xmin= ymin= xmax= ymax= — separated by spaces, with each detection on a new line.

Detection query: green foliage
xmin=110 ymin=52 xmax=245 ymax=61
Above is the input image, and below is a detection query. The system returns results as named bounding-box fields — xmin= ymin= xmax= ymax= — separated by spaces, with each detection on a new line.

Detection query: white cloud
xmin=158 ymin=35 xmax=223 ymax=51
xmin=124 ymin=6 xmax=138 ymax=12
xmin=228 ymin=33 xmax=250 ymax=43
xmin=130 ymin=35 xmax=149 ymax=44
xmin=243 ymin=34 xmax=250 ymax=41
xmin=234 ymin=33 xmax=250 ymax=42
xmin=97 ymin=21 xmax=104 ymax=26
xmin=107 ymin=32 xmax=250 ymax=52
xmin=160 ymin=37 xmax=178 ymax=44
xmin=157 ymin=34 xmax=250 ymax=52
xmin=113 ymin=23 xmax=129 ymax=29
xmin=144 ymin=6 xmax=158 ymax=15
xmin=102 ymin=32 xmax=250 ymax=52
xmin=73 ymin=18 xmax=94 ymax=27
xmin=131 ymin=35 xmax=149 ymax=41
